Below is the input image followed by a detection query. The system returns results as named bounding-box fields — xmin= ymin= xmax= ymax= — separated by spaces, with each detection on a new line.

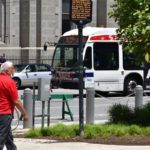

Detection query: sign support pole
xmin=70 ymin=0 xmax=93 ymax=136
xmin=78 ymin=23 xmax=84 ymax=135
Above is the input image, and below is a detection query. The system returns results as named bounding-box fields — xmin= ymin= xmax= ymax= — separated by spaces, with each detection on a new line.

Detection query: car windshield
xmin=14 ymin=65 xmax=26 ymax=72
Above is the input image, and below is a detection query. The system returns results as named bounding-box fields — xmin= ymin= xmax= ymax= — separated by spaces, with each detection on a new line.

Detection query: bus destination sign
xmin=70 ymin=0 xmax=92 ymax=25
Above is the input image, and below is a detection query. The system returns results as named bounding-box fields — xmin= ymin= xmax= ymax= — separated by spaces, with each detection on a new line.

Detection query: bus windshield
xmin=52 ymin=36 xmax=88 ymax=69
xmin=52 ymin=45 xmax=79 ymax=68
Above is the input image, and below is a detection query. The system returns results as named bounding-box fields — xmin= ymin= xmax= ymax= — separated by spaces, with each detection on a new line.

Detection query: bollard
xmin=23 ymin=88 xmax=33 ymax=128
xmin=135 ymin=85 xmax=143 ymax=108
xmin=86 ymin=88 xmax=95 ymax=124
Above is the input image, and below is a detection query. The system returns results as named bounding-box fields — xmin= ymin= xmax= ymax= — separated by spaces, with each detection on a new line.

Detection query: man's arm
xmin=9 ymin=80 xmax=29 ymax=120
xmin=14 ymin=100 xmax=29 ymax=120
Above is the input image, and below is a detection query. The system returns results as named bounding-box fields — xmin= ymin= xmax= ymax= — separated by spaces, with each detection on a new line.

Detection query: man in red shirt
xmin=0 ymin=61 xmax=28 ymax=150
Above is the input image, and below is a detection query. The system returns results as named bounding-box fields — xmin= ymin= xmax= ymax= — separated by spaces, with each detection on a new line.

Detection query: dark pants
xmin=0 ymin=115 xmax=17 ymax=150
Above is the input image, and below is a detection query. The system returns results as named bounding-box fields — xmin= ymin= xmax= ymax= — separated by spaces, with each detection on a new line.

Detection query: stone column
xmin=106 ymin=0 xmax=117 ymax=27
xmin=1 ymin=0 xmax=5 ymax=42
xmin=36 ymin=0 xmax=41 ymax=63
xmin=29 ymin=0 xmax=37 ymax=63
xmin=97 ymin=0 xmax=107 ymax=27
xmin=58 ymin=0 xmax=62 ymax=39
xmin=88 ymin=0 xmax=97 ymax=27
xmin=4 ymin=0 xmax=11 ymax=44
xmin=10 ymin=0 xmax=20 ymax=46
xmin=20 ymin=0 xmax=30 ymax=63
xmin=41 ymin=0 xmax=59 ymax=45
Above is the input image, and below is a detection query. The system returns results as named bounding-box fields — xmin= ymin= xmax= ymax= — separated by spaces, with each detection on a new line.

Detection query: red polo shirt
xmin=0 ymin=73 xmax=19 ymax=114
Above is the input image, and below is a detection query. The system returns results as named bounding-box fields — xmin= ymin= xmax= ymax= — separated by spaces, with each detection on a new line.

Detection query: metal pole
xmin=47 ymin=99 xmax=50 ymax=127
xmin=78 ymin=23 xmax=84 ymax=135
xmin=23 ymin=88 xmax=33 ymax=128
xmin=42 ymin=101 xmax=45 ymax=128
xmin=135 ymin=85 xmax=143 ymax=108
xmin=32 ymin=82 xmax=36 ymax=128
xmin=86 ymin=88 xmax=95 ymax=124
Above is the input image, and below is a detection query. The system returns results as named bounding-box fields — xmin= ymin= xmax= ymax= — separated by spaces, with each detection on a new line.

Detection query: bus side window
xmin=84 ymin=47 xmax=92 ymax=69
xmin=94 ymin=42 xmax=119 ymax=70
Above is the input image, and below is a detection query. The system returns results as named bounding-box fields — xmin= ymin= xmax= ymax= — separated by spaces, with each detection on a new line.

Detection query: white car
xmin=12 ymin=64 xmax=52 ymax=88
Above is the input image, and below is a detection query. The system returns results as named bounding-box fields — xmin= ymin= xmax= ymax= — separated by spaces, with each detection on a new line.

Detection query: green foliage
xmin=25 ymin=128 xmax=42 ymax=138
xmin=109 ymin=103 xmax=150 ymax=126
xmin=49 ymin=124 xmax=79 ymax=139
xmin=84 ymin=124 xmax=147 ymax=138
xmin=134 ymin=103 xmax=150 ymax=126
xmin=109 ymin=104 xmax=134 ymax=124
xmin=144 ymin=127 xmax=150 ymax=136
xmin=128 ymin=125 xmax=143 ymax=135
xmin=109 ymin=0 xmax=150 ymax=63
xmin=96 ymin=124 xmax=129 ymax=137
xmin=84 ymin=124 xmax=104 ymax=138
xmin=40 ymin=127 xmax=52 ymax=136
xmin=25 ymin=124 xmax=150 ymax=139
xmin=26 ymin=124 xmax=79 ymax=139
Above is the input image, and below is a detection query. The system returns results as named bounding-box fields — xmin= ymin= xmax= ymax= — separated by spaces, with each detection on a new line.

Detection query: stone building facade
xmin=0 ymin=0 xmax=117 ymax=63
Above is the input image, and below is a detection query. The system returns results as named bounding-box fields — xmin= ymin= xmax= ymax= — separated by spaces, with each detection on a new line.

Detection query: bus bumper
xmin=51 ymin=78 xmax=79 ymax=89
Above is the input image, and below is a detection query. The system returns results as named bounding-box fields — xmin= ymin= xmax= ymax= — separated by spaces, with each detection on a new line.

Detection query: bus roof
xmin=63 ymin=26 xmax=117 ymax=37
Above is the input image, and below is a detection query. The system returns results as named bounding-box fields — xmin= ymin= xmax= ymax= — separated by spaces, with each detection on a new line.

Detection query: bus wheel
xmin=124 ymin=78 xmax=138 ymax=95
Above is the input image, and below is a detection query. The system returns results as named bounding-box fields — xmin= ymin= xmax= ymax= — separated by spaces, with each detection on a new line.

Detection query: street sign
xmin=70 ymin=0 xmax=92 ymax=25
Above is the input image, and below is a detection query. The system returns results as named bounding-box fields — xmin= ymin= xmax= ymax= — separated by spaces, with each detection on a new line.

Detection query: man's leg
xmin=5 ymin=128 xmax=17 ymax=150
xmin=0 ymin=115 xmax=12 ymax=150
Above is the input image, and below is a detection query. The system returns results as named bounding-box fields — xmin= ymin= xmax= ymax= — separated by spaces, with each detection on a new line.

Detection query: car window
xmin=37 ymin=65 xmax=50 ymax=72
xmin=26 ymin=65 xmax=36 ymax=72
xmin=14 ymin=65 xmax=27 ymax=72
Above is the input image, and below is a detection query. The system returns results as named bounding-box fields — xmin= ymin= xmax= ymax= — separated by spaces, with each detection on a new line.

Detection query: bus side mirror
xmin=43 ymin=43 xmax=47 ymax=51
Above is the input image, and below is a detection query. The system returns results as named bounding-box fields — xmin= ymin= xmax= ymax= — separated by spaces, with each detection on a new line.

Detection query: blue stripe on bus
xmin=84 ymin=72 xmax=94 ymax=77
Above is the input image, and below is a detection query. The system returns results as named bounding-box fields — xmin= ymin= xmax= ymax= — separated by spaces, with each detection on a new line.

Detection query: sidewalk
xmin=4 ymin=138 xmax=150 ymax=150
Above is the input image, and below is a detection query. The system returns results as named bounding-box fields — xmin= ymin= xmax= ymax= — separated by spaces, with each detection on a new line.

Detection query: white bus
xmin=51 ymin=27 xmax=150 ymax=95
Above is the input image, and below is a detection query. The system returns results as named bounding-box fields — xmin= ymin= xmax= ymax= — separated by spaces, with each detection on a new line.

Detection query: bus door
xmin=92 ymin=42 xmax=123 ymax=92
xmin=83 ymin=44 xmax=95 ymax=88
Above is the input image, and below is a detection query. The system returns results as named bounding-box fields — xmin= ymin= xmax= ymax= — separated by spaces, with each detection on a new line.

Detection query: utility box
xmin=38 ymin=78 xmax=50 ymax=101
